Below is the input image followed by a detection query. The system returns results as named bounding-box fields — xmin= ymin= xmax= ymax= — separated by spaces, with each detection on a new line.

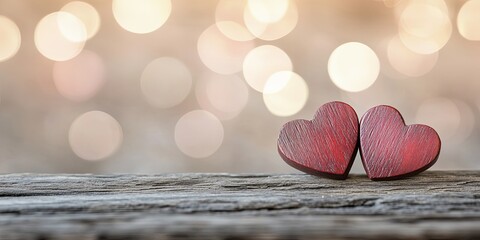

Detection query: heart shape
xmin=359 ymin=105 xmax=441 ymax=180
xmin=278 ymin=101 xmax=359 ymax=179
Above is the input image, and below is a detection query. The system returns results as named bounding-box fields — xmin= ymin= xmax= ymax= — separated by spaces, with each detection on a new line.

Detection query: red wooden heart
xmin=359 ymin=105 xmax=441 ymax=180
xmin=278 ymin=101 xmax=359 ymax=179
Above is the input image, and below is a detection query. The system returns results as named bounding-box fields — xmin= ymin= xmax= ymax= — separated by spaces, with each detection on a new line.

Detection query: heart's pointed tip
xmin=367 ymin=167 xmax=436 ymax=181
xmin=281 ymin=158 xmax=350 ymax=180
xmin=368 ymin=175 xmax=412 ymax=181
xmin=366 ymin=172 xmax=409 ymax=181
xmin=306 ymin=170 xmax=350 ymax=180
xmin=279 ymin=148 xmax=351 ymax=180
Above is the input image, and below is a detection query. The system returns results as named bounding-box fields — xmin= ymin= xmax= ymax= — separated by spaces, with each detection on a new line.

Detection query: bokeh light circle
xmin=398 ymin=2 xmax=452 ymax=54
xmin=215 ymin=21 xmax=254 ymax=42
xmin=247 ymin=0 xmax=289 ymax=23
xmin=61 ymin=1 xmax=101 ymax=40
xmin=263 ymin=71 xmax=308 ymax=117
xmin=244 ymin=0 xmax=298 ymax=41
xmin=141 ymin=57 xmax=192 ymax=108
xmin=112 ymin=0 xmax=171 ymax=34
xmin=383 ymin=0 xmax=402 ymax=8
xmin=328 ymin=42 xmax=380 ymax=92
xmin=53 ymin=50 xmax=105 ymax=102
xmin=196 ymin=74 xmax=249 ymax=120
xmin=243 ymin=45 xmax=292 ymax=92
xmin=387 ymin=36 xmax=438 ymax=77
xmin=0 ymin=16 xmax=21 ymax=62
xmin=34 ymin=12 xmax=86 ymax=61
xmin=175 ymin=110 xmax=224 ymax=158
xmin=215 ymin=0 xmax=254 ymax=41
xmin=198 ymin=24 xmax=254 ymax=74
xmin=56 ymin=11 xmax=87 ymax=43
xmin=69 ymin=111 xmax=123 ymax=161
xmin=457 ymin=0 xmax=480 ymax=41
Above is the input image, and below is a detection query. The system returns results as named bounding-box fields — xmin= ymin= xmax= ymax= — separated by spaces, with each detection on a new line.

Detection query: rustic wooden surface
xmin=0 ymin=171 xmax=478 ymax=239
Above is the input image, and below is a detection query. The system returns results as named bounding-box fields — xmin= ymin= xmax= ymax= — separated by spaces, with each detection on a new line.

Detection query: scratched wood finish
xmin=278 ymin=101 xmax=359 ymax=179
xmin=360 ymin=105 xmax=441 ymax=180
xmin=0 ymin=171 xmax=478 ymax=239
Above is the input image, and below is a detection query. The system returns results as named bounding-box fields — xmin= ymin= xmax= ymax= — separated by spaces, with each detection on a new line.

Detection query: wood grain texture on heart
xmin=359 ymin=105 xmax=441 ymax=180
xmin=278 ymin=101 xmax=359 ymax=179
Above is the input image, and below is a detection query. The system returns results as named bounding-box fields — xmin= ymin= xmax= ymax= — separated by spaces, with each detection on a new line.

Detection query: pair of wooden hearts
xmin=278 ymin=101 xmax=441 ymax=180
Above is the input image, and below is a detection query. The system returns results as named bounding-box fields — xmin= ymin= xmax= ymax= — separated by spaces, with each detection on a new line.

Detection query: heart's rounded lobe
xmin=278 ymin=101 xmax=359 ymax=179
xmin=360 ymin=105 xmax=441 ymax=180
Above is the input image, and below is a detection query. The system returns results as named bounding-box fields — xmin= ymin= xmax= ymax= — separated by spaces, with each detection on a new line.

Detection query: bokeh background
xmin=0 ymin=0 xmax=478 ymax=174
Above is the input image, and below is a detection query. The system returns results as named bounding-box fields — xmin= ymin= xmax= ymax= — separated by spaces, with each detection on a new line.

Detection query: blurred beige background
xmin=0 ymin=0 xmax=478 ymax=174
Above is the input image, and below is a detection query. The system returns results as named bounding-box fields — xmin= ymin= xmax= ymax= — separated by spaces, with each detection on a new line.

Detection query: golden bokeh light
xmin=34 ymin=12 xmax=85 ymax=61
xmin=457 ymin=0 xmax=480 ymax=41
xmin=196 ymin=73 xmax=249 ymax=120
xmin=215 ymin=21 xmax=254 ymax=42
xmin=383 ymin=0 xmax=402 ymax=8
xmin=56 ymin=12 xmax=87 ymax=43
xmin=2 ymin=0 xmax=480 ymax=173
xmin=53 ymin=50 xmax=105 ymax=102
xmin=328 ymin=42 xmax=380 ymax=92
xmin=175 ymin=110 xmax=224 ymax=158
xmin=141 ymin=57 xmax=192 ymax=108
xmin=398 ymin=1 xmax=452 ymax=54
xmin=61 ymin=1 xmax=101 ymax=40
xmin=247 ymin=0 xmax=289 ymax=23
xmin=69 ymin=111 xmax=123 ymax=161
xmin=112 ymin=0 xmax=171 ymax=34
xmin=263 ymin=71 xmax=308 ymax=117
xmin=393 ymin=0 xmax=450 ymax=21
xmin=0 ymin=16 xmax=21 ymax=62
xmin=387 ymin=36 xmax=438 ymax=77
xmin=244 ymin=0 xmax=298 ymax=41
xmin=198 ymin=24 xmax=255 ymax=75
xmin=243 ymin=45 xmax=292 ymax=92
xmin=215 ymin=0 xmax=254 ymax=41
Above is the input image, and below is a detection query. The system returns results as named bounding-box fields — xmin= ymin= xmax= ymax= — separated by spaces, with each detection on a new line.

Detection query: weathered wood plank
xmin=0 ymin=171 xmax=478 ymax=239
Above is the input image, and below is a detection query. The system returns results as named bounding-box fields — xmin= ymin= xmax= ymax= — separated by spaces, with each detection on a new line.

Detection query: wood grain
xmin=0 ymin=171 xmax=478 ymax=239
xmin=360 ymin=105 xmax=441 ymax=180
xmin=278 ymin=101 xmax=359 ymax=179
